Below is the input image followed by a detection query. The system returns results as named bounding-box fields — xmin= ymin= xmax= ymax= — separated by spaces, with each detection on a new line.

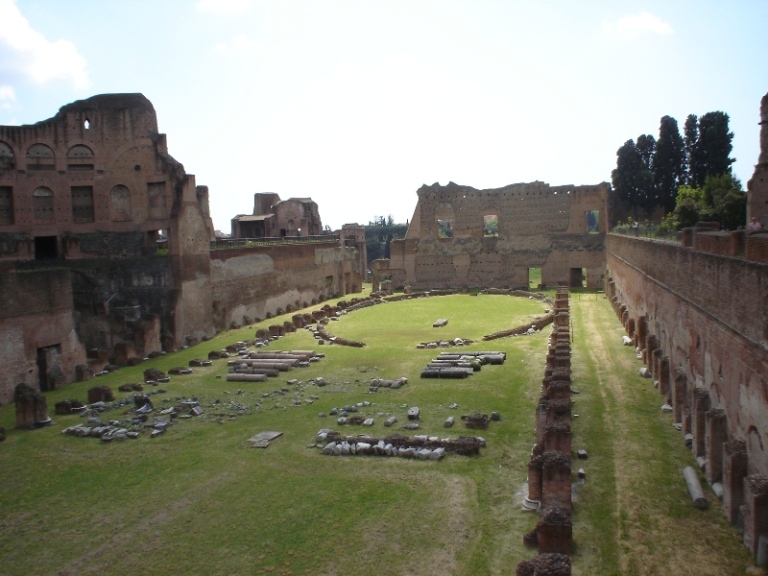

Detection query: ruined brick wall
xmin=606 ymin=234 xmax=768 ymax=477
xmin=210 ymin=241 xmax=363 ymax=329
xmin=387 ymin=181 xmax=609 ymax=289
xmin=0 ymin=269 xmax=86 ymax=404
xmin=0 ymin=94 xmax=214 ymax=397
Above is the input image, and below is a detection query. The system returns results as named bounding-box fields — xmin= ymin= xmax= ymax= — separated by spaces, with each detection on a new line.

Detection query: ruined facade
xmin=376 ymin=181 xmax=609 ymax=290
xmin=0 ymin=94 xmax=365 ymax=405
xmin=231 ymin=193 xmax=323 ymax=238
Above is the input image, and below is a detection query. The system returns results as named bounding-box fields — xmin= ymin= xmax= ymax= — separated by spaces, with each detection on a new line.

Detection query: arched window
xmin=0 ymin=141 xmax=14 ymax=170
xmin=26 ymin=143 xmax=55 ymax=170
xmin=33 ymin=187 xmax=54 ymax=222
xmin=67 ymin=145 xmax=94 ymax=171
xmin=110 ymin=185 xmax=132 ymax=221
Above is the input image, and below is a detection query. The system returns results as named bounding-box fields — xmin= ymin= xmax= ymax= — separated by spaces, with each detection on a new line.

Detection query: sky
xmin=0 ymin=0 xmax=766 ymax=232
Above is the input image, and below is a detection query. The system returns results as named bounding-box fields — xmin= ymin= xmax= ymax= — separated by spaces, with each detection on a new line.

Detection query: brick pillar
xmin=659 ymin=356 xmax=670 ymax=398
xmin=645 ymin=334 xmax=658 ymax=370
xmin=536 ymin=507 xmax=573 ymax=555
xmin=541 ymin=451 xmax=571 ymax=510
xmin=544 ymin=422 xmax=572 ymax=454
xmin=692 ymin=388 xmax=710 ymax=458
xmin=723 ymin=440 xmax=748 ymax=523
xmin=705 ymin=408 xmax=727 ymax=485
xmin=544 ymin=381 xmax=571 ymax=401
xmin=536 ymin=399 xmax=548 ymax=445
xmin=673 ymin=369 xmax=687 ymax=425
xmin=547 ymin=399 xmax=571 ymax=424
xmin=651 ymin=348 xmax=662 ymax=381
xmin=743 ymin=475 xmax=768 ymax=556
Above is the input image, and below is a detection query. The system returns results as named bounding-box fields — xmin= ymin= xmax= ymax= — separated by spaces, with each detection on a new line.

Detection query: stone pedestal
xmin=14 ymin=383 xmax=50 ymax=429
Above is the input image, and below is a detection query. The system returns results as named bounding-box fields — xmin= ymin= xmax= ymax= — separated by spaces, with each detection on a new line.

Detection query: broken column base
xmin=523 ymin=497 xmax=541 ymax=511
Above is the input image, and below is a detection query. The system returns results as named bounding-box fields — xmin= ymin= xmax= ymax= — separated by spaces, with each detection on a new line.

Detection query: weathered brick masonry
xmin=379 ymin=180 xmax=609 ymax=290
xmin=0 ymin=95 xmax=364 ymax=404
xmin=606 ymin=233 xmax=768 ymax=555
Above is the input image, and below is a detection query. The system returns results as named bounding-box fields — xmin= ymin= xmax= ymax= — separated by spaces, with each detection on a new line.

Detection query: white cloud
xmin=0 ymin=85 xmax=15 ymax=102
xmin=196 ymin=0 xmax=251 ymax=14
xmin=602 ymin=12 xmax=673 ymax=39
xmin=0 ymin=0 xmax=89 ymax=88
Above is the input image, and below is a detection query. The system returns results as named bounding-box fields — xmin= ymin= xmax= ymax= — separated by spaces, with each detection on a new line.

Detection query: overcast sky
xmin=1 ymin=0 xmax=766 ymax=232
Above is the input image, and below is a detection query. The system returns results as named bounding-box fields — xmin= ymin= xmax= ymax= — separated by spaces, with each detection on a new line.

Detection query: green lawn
xmin=0 ymin=291 xmax=754 ymax=575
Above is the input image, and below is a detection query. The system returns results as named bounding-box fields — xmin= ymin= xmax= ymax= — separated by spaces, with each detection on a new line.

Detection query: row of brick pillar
xmin=518 ymin=286 xmax=574 ymax=575
xmin=606 ymin=277 xmax=768 ymax=561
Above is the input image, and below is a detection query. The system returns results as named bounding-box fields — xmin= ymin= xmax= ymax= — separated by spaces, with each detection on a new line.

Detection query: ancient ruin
xmin=230 ymin=192 xmax=323 ymax=238
xmin=373 ymin=180 xmax=609 ymax=290
xmin=0 ymin=95 xmax=365 ymax=404
xmin=605 ymin=92 xmax=768 ymax=560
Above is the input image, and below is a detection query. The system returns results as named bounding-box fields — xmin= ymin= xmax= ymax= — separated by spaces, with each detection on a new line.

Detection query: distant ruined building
xmin=373 ymin=180 xmax=610 ymax=290
xmin=0 ymin=94 xmax=364 ymax=404
xmin=231 ymin=193 xmax=323 ymax=238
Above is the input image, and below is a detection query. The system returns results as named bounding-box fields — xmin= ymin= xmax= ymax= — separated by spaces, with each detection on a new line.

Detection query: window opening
xmin=483 ymin=214 xmax=499 ymax=236
xmin=437 ymin=219 xmax=453 ymax=238
xmin=34 ymin=236 xmax=58 ymax=260
xmin=586 ymin=210 xmax=599 ymax=233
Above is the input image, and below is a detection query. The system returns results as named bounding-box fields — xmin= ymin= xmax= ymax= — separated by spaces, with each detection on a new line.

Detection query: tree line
xmin=611 ymin=111 xmax=746 ymax=230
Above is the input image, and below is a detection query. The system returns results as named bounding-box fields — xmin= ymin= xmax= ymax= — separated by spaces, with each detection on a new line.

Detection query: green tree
xmin=671 ymin=175 xmax=745 ymax=230
xmin=696 ymin=111 xmax=735 ymax=180
xmin=686 ymin=112 xmax=734 ymax=186
xmin=653 ymin=115 xmax=687 ymax=214
xmin=611 ymin=138 xmax=654 ymax=216
xmin=684 ymin=114 xmax=700 ymax=186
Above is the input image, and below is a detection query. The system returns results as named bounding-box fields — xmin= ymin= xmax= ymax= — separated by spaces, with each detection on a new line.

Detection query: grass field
xmin=0 ymin=290 xmax=755 ymax=575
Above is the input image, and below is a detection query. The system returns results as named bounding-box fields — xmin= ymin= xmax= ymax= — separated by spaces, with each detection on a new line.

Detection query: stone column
xmin=705 ymin=408 xmax=727 ymax=485
xmin=742 ymin=475 xmax=768 ymax=556
xmin=524 ymin=454 xmax=543 ymax=511
xmin=723 ymin=440 xmax=748 ymax=524
xmin=692 ymin=388 xmax=710 ymax=458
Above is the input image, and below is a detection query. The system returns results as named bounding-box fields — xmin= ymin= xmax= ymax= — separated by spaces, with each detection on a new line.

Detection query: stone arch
xmin=110 ymin=185 xmax=132 ymax=222
xmin=33 ymin=186 xmax=54 ymax=221
xmin=0 ymin=141 xmax=14 ymax=170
